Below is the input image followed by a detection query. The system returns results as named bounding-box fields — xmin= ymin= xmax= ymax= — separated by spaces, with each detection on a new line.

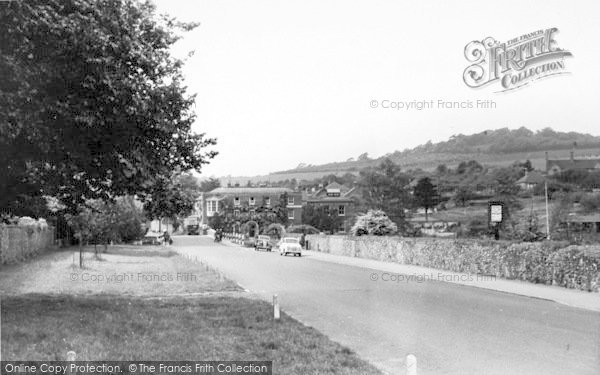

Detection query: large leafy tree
xmin=143 ymin=172 xmax=200 ymax=222
xmin=357 ymin=158 xmax=411 ymax=225
xmin=0 ymin=0 xmax=216 ymax=215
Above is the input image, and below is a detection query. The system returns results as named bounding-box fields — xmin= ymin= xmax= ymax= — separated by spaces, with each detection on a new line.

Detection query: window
xmin=249 ymin=209 xmax=256 ymax=215
xmin=327 ymin=188 xmax=341 ymax=197
xmin=287 ymin=209 xmax=294 ymax=220
xmin=323 ymin=206 xmax=329 ymax=215
xmin=338 ymin=205 xmax=345 ymax=216
xmin=234 ymin=197 xmax=240 ymax=206
xmin=249 ymin=197 xmax=255 ymax=206
xmin=207 ymin=200 xmax=218 ymax=216
xmin=288 ymin=196 xmax=295 ymax=205
xmin=265 ymin=197 xmax=271 ymax=207
xmin=234 ymin=209 xmax=240 ymax=217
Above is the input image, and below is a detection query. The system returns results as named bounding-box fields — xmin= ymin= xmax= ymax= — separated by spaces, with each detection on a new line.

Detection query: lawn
xmin=0 ymin=245 xmax=239 ymax=296
xmin=1 ymin=295 xmax=381 ymax=374
xmin=0 ymin=245 xmax=382 ymax=374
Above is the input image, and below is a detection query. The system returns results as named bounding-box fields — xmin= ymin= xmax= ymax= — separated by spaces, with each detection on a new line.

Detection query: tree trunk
xmin=424 ymin=207 xmax=428 ymax=222
xmin=79 ymin=234 xmax=83 ymax=268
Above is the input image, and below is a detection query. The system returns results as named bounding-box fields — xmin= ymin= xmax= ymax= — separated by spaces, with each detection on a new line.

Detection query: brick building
xmin=304 ymin=182 xmax=361 ymax=232
xmin=200 ymin=187 xmax=303 ymax=226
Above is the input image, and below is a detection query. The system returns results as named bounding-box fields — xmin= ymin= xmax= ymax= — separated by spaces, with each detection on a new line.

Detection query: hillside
xmin=271 ymin=127 xmax=600 ymax=176
xmin=217 ymin=127 xmax=600 ymax=184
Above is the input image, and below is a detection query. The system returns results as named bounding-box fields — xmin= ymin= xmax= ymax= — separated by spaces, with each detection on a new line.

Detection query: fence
xmin=0 ymin=224 xmax=56 ymax=264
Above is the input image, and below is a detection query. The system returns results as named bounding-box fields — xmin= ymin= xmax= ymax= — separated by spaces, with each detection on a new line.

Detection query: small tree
xmin=413 ymin=177 xmax=437 ymax=221
xmin=351 ymin=210 xmax=397 ymax=236
xmin=200 ymin=177 xmax=221 ymax=192
xmin=453 ymin=184 xmax=473 ymax=207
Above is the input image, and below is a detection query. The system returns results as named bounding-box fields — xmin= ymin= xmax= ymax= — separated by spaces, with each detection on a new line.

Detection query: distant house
xmin=516 ymin=170 xmax=545 ymax=190
xmin=564 ymin=213 xmax=600 ymax=233
xmin=546 ymin=151 xmax=600 ymax=176
xmin=304 ymin=182 xmax=361 ymax=232
xmin=200 ymin=187 xmax=303 ymax=226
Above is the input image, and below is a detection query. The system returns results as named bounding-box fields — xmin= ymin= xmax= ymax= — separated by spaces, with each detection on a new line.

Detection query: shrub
xmin=351 ymin=210 xmax=397 ymax=236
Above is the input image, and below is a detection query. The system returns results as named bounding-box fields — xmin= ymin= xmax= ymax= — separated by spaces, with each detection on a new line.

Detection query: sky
xmin=152 ymin=0 xmax=600 ymax=178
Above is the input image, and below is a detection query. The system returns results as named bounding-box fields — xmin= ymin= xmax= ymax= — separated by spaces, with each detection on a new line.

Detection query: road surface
xmin=174 ymin=236 xmax=600 ymax=375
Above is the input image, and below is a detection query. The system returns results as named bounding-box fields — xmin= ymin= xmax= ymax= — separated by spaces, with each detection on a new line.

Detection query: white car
xmin=278 ymin=237 xmax=302 ymax=257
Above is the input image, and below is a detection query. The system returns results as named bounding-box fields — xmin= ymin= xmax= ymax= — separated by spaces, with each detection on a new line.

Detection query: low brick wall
xmin=0 ymin=225 xmax=55 ymax=264
xmin=306 ymin=235 xmax=600 ymax=292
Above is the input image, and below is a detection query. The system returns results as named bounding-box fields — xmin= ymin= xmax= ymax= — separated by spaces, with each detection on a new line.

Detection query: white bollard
xmin=406 ymin=354 xmax=417 ymax=375
xmin=273 ymin=294 xmax=280 ymax=320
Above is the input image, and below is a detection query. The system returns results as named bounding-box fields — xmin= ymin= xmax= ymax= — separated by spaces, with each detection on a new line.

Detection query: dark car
xmin=187 ymin=224 xmax=200 ymax=235
xmin=254 ymin=235 xmax=272 ymax=251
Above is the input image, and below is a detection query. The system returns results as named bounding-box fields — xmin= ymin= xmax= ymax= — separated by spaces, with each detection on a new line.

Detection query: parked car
xmin=254 ymin=235 xmax=272 ymax=252
xmin=142 ymin=231 xmax=163 ymax=245
xmin=278 ymin=237 xmax=302 ymax=257
xmin=187 ymin=224 xmax=200 ymax=235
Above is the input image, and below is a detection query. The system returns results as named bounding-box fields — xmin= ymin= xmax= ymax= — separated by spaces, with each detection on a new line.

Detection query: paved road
xmin=174 ymin=236 xmax=600 ymax=375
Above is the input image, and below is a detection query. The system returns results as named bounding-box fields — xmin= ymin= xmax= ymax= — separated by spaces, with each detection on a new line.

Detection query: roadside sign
xmin=488 ymin=201 xmax=505 ymax=224
xmin=490 ymin=204 xmax=502 ymax=223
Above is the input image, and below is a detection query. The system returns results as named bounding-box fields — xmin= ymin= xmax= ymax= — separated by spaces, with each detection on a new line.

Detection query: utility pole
xmin=545 ymin=181 xmax=550 ymax=240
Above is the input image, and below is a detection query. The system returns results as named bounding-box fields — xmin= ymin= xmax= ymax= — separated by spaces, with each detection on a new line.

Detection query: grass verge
xmin=1 ymin=295 xmax=382 ymax=375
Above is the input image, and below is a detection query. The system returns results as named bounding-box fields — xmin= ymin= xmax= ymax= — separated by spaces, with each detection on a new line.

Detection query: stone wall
xmin=0 ymin=225 xmax=55 ymax=264
xmin=305 ymin=235 xmax=600 ymax=292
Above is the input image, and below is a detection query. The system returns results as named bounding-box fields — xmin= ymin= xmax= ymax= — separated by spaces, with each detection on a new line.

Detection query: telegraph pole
xmin=545 ymin=181 xmax=550 ymax=240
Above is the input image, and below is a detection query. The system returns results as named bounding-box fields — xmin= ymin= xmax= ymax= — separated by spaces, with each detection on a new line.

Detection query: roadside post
xmin=65 ymin=351 xmax=76 ymax=375
xmin=273 ymin=294 xmax=280 ymax=320
xmin=406 ymin=354 xmax=417 ymax=375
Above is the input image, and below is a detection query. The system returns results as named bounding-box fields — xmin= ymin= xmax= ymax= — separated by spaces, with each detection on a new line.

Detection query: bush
xmin=351 ymin=210 xmax=397 ymax=236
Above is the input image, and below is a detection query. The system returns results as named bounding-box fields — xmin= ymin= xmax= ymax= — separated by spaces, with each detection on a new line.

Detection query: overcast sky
xmin=152 ymin=0 xmax=600 ymax=178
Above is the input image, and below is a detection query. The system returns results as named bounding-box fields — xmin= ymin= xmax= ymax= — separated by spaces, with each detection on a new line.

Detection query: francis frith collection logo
xmin=463 ymin=28 xmax=572 ymax=92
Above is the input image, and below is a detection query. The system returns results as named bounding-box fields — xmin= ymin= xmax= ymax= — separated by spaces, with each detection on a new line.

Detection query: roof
xmin=324 ymin=182 xmax=344 ymax=190
xmin=308 ymin=183 xmax=359 ymax=201
xmin=306 ymin=197 xmax=355 ymax=203
xmin=547 ymin=158 xmax=600 ymax=171
xmin=516 ymin=171 xmax=545 ymax=184
xmin=208 ymin=187 xmax=294 ymax=195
